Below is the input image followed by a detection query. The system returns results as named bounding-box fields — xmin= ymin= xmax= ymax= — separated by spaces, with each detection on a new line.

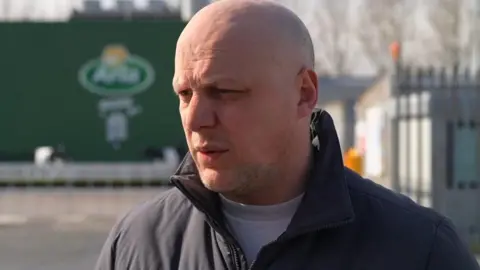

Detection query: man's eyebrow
xmin=173 ymin=78 xmax=246 ymax=91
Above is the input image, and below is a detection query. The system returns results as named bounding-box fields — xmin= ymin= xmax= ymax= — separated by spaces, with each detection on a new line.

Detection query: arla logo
xmin=78 ymin=44 xmax=155 ymax=96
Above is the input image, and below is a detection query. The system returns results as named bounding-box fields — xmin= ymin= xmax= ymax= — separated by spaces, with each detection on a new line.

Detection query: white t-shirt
xmin=220 ymin=193 xmax=304 ymax=265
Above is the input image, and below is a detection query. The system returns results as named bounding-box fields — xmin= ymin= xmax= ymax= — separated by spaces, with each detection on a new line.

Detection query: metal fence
xmin=390 ymin=65 xmax=480 ymax=243
xmin=0 ymin=162 xmax=176 ymax=187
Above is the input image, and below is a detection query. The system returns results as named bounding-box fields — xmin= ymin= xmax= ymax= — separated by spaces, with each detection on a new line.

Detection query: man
xmin=95 ymin=0 xmax=480 ymax=269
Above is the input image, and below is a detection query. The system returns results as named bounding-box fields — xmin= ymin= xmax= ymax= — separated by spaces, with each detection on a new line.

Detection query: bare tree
xmin=426 ymin=0 xmax=471 ymax=67
xmin=355 ymin=0 xmax=415 ymax=69
xmin=297 ymin=0 xmax=356 ymax=76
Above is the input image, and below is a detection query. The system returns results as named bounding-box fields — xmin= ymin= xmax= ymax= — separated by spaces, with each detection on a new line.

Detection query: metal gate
xmin=390 ymin=65 xmax=480 ymax=243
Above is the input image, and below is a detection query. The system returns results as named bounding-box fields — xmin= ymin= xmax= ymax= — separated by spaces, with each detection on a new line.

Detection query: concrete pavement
xmin=0 ymin=220 xmax=110 ymax=270
xmin=0 ymin=187 xmax=167 ymax=270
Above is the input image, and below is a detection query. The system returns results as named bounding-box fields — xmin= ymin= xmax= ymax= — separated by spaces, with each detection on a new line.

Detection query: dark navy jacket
xmin=96 ymin=110 xmax=480 ymax=270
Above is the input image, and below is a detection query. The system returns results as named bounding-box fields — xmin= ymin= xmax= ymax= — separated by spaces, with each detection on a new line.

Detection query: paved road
xmin=0 ymin=188 xmax=479 ymax=269
xmin=0 ymin=219 xmax=111 ymax=270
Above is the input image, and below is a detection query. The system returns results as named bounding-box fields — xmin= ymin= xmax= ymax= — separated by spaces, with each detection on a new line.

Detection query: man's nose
xmin=184 ymin=94 xmax=217 ymax=131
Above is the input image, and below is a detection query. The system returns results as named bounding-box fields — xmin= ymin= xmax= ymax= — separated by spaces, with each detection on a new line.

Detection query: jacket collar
xmin=170 ymin=109 xmax=355 ymax=235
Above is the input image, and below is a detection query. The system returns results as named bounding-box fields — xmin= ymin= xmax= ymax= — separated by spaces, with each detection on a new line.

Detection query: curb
xmin=0 ymin=179 xmax=173 ymax=188
xmin=0 ymin=215 xmax=29 ymax=226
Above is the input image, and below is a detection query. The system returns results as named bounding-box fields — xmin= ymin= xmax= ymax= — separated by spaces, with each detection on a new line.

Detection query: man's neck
xmin=222 ymin=183 xmax=305 ymax=206
xmin=222 ymin=140 xmax=312 ymax=206
xmin=220 ymin=192 xmax=304 ymax=219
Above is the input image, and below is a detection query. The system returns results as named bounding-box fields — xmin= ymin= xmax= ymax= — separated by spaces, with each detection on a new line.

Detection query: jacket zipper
xmin=230 ymin=244 xmax=243 ymax=270
xmin=204 ymin=214 xmax=246 ymax=270
xmin=172 ymin=180 xmax=246 ymax=270
xmin=247 ymin=218 xmax=353 ymax=270
xmin=204 ymin=213 xmax=246 ymax=270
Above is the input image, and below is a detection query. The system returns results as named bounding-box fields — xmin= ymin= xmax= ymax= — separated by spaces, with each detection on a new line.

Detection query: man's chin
xmin=199 ymin=169 xmax=238 ymax=193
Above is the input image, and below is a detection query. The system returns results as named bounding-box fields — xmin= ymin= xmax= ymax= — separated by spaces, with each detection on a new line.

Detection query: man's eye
xmin=218 ymin=89 xmax=238 ymax=94
xmin=178 ymin=90 xmax=192 ymax=97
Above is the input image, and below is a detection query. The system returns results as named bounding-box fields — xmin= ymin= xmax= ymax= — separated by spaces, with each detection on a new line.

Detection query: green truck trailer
xmin=0 ymin=21 xmax=187 ymax=161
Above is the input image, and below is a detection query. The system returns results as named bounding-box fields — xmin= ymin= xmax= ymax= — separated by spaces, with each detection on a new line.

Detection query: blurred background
xmin=0 ymin=0 xmax=478 ymax=269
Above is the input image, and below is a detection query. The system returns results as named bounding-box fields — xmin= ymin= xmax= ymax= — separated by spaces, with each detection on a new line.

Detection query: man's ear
xmin=297 ymin=68 xmax=318 ymax=118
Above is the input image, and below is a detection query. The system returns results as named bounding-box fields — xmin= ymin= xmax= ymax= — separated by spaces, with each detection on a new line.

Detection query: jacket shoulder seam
xmin=423 ymin=217 xmax=446 ymax=269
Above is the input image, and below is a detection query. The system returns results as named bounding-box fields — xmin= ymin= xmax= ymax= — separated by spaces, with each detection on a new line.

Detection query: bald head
xmin=173 ymin=0 xmax=319 ymax=204
xmin=177 ymin=0 xmax=315 ymax=73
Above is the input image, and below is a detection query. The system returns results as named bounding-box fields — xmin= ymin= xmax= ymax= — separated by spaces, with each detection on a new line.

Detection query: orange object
xmin=389 ymin=41 xmax=401 ymax=62
xmin=344 ymin=148 xmax=364 ymax=176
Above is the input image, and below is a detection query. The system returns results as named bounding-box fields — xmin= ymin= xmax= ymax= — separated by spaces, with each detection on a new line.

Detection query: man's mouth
xmin=198 ymin=149 xmax=228 ymax=154
xmin=196 ymin=147 xmax=229 ymax=160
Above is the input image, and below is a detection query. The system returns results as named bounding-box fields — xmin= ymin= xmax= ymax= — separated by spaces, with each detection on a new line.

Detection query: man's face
xmin=173 ymin=34 xmax=300 ymax=194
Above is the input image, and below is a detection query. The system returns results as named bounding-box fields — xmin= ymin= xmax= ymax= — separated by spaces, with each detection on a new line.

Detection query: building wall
xmin=354 ymin=75 xmax=391 ymax=188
